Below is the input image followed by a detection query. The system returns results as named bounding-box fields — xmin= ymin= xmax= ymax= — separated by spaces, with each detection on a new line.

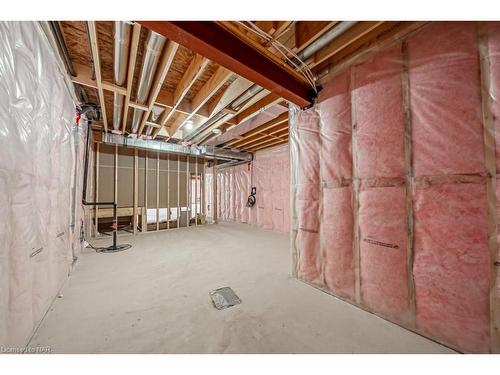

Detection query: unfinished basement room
xmin=2 ymin=2 xmax=500 ymax=371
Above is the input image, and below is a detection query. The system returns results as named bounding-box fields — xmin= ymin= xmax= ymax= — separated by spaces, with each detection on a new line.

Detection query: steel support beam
xmin=137 ymin=21 xmax=314 ymax=107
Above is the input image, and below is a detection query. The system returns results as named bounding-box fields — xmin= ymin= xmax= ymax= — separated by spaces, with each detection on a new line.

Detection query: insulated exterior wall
xmin=211 ymin=143 xmax=290 ymax=233
xmin=0 ymin=22 xmax=78 ymax=346
xmin=291 ymin=22 xmax=500 ymax=353
xmin=408 ymin=22 xmax=490 ymax=354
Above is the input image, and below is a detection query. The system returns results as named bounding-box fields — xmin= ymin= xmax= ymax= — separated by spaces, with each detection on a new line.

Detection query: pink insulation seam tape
xmin=413 ymin=183 xmax=490 ymax=353
xmin=409 ymin=22 xmax=485 ymax=177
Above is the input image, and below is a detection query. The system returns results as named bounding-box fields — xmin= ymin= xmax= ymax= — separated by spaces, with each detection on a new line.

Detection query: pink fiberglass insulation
xmin=213 ymin=144 xmax=290 ymax=233
xmin=354 ymin=44 xmax=405 ymax=179
xmin=413 ymin=183 xmax=490 ymax=353
xmin=292 ymin=108 xmax=322 ymax=284
xmin=251 ymin=144 xmax=290 ymax=232
xmin=353 ymin=44 xmax=408 ymax=322
xmin=290 ymin=22 xmax=500 ymax=353
xmin=359 ymin=186 xmax=409 ymax=324
xmin=408 ymin=22 xmax=485 ymax=177
xmin=316 ymin=72 xmax=355 ymax=299
xmin=321 ymin=187 xmax=355 ymax=300
xmin=490 ymin=24 xmax=500 ymax=171
xmin=318 ymin=71 xmax=352 ymax=181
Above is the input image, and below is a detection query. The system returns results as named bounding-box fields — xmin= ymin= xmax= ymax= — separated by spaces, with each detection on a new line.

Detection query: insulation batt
xmin=290 ymin=22 xmax=500 ymax=353
xmin=359 ymin=187 xmax=409 ymax=324
xmin=353 ymin=44 xmax=409 ymax=323
xmin=211 ymin=143 xmax=290 ymax=233
xmin=354 ymin=45 xmax=405 ymax=179
xmin=413 ymin=183 xmax=490 ymax=353
xmin=409 ymin=22 xmax=485 ymax=176
xmin=409 ymin=22 xmax=490 ymax=353
xmin=317 ymin=72 xmax=355 ymax=299
xmin=293 ymin=109 xmax=322 ymax=284
xmin=0 ymin=22 xmax=79 ymax=346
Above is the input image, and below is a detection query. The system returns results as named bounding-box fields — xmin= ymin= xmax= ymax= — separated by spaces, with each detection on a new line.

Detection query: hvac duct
xmin=297 ymin=21 xmax=358 ymax=62
xmin=130 ymin=31 xmax=166 ymax=134
xmin=102 ymin=133 xmax=252 ymax=162
xmin=185 ymin=85 xmax=263 ymax=143
xmin=112 ymin=21 xmax=132 ymax=131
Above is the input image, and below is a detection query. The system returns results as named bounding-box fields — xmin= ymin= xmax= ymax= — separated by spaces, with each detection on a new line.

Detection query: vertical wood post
xmin=133 ymin=148 xmax=138 ymax=235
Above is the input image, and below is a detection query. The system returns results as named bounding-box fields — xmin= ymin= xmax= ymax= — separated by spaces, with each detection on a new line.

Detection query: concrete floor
xmin=30 ymin=222 xmax=454 ymax=353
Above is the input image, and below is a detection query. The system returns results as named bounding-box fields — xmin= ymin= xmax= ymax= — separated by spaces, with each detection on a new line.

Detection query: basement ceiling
xmin=59 ymin=21 xmax=424 ymax=152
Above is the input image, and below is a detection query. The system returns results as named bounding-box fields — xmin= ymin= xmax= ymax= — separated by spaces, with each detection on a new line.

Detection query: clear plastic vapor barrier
xmin=206 ymin=143 xmax=290 ymax=233
xmin=0 ymin=22 xmax=80 ymax=347
xmin=290 ymin=22 xmax=500 ymax=353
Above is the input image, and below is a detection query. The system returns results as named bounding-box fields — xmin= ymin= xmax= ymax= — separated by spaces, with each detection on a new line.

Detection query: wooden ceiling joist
xmin=136 ymin=40 xmax=179 ymax=135
xmin=152 ymin=54 xmax=209 ymax=138
xmin=229 ymin=123 xmax=288 ymax=149
xmin=175 ymin=65 xmax=233 ymax=136
xmin=206 ymin=76 xmax=254 ymax=118
xmin=294 ymin=21 xmax=338 ymax=53
xmin=233 ymin=92 xmax=283 ymax=125
xmin=138 ymin=21 xmax=313 ymax=107
xmin=247 ymin=137 xmax=288 ymax=152
xmin=306 ymin=21 xmax=385 ymax=69
xmin=224 ymin=111 xmax=288 ymax=147
xmin=87 ymin=21 xmax=108 ymax=132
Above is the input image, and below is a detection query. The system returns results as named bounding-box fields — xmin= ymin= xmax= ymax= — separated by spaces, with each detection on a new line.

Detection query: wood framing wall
xmin=90 ymin=142 xmax=206 ymax=236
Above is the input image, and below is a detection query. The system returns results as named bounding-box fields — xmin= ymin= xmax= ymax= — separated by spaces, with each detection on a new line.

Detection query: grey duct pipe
xmin=112 ymin=21 xmax=132 ymax=131
xmin=130 ymin=31 xmax=166 ymax=134
xmin=185 ymin=84 xmax=263 ymax=143
xmin=296 ymin=21 xmax=358 ymax=62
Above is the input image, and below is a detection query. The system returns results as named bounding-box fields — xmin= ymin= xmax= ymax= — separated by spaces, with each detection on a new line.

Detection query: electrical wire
xmin=235 ymin=21 xmax=318 ymax=93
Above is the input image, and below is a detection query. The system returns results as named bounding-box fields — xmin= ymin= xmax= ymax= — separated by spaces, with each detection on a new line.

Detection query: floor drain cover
xmin=209 ymin=287 xmax=242 ymax=310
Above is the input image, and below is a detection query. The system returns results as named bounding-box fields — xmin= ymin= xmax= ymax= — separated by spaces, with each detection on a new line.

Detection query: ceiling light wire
xmin=235 ymin=21 xmax=318 ymax=93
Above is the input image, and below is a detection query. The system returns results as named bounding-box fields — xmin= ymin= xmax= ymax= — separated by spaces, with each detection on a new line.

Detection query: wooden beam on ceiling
xmin=136 ymin=40 xmax=179 ymax=135
xmin=121 ymin=22 xmax=142 ymax=133
xmin=306 ymin=21 xmax=385 ymax=69
xmin=138 ymin=21 xmax=313 ymax=107
xmin=152 ymin=54 xmax=209 ymax=138
xmin=87 ymin=21 xmax=108 ymax=132
xmin=175 ymin=65 xmax=233 ymax=136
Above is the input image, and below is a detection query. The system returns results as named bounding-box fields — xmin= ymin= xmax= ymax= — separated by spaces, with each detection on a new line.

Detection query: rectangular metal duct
xmin=102 ymin=133 xmax=252 ymax=162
